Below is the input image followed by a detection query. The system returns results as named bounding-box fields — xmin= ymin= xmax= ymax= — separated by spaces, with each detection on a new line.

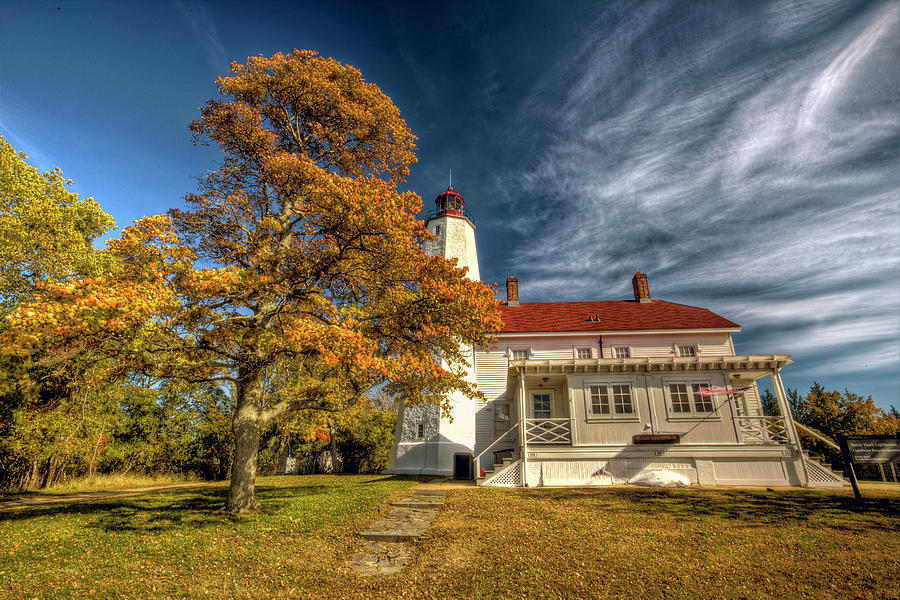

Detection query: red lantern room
xmin=435 ymin=186 xmax=465 ymax=217
xmin=425 ymin=185 xmax=475 ymax=227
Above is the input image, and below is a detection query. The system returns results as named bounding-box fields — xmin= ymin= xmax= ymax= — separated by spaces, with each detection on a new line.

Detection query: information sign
xmin=844 ymin=435 xmax=900 ymax=464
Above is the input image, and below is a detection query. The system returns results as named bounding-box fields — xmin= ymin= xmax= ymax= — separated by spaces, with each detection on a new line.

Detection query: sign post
xmin=838 ymin=437 xmax=862 ymax=501
xmin=838 ymin=435 xmax=900 ymax=501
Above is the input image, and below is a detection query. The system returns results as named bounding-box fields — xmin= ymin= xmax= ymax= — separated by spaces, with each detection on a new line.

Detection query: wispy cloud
xmin=174 ymin=0 xmax=227 ymax=73
xmin=496 ymin=0 xmax=899 ymax=386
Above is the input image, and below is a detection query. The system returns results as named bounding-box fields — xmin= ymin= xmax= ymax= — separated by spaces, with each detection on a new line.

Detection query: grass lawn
xmin=1 ymin=477 xmax=897 ymax=600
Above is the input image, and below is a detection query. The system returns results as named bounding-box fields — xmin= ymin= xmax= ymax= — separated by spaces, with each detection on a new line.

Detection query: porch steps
xmin=803 ymin=452 xmax=849 ymax=487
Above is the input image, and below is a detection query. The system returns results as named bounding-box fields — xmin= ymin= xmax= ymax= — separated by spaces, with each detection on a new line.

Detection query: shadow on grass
xmin=0 ymin=475 xmax=420 ymax=532
xmin=540 ymin=487 xmax=900 ymax=532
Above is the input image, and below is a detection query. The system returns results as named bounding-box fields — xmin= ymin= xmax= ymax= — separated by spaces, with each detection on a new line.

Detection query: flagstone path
xmin=351 ymin=485 xmax=450 ymax=575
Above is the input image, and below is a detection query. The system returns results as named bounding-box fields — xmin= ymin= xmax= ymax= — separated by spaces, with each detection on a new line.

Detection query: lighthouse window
xmin=434 ymin=225 xmax=441 ymax=236
xmin=417 ymin=423 xmax=424 ymax=439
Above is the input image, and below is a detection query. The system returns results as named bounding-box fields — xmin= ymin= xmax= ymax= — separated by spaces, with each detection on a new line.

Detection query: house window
xmin=613 ymin=347 xmax=630 ymax=358
xmin=532 ymin=393 xmax=551 ymax=419
xmin=586 ymin=384 xmax=635 ymax=418
xmin=667 ymin=383 xmax=716 ymax=416
xmin=677 ymin=345 xmax=697 ymax=357
xmin=693 ymin=385 xmax=715 ymax=413
xmin=612 ymin=385 xmax=634 ymax=414
xmin=575 ymin=348 xmax=592 ymax=359
xmin=588 ymin=385 xmax=610 ymax=415
xmin=494 ymin=403 xmax=511 ymax=437
xmin=417 ymin=423 xmax=425 ymax=439
xmin=511 ymin=348 xmax=529 ymax=360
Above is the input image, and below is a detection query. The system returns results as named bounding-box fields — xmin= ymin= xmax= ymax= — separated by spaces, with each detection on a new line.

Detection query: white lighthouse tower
xmin=387 ymin=186 xmax=480 ymax=477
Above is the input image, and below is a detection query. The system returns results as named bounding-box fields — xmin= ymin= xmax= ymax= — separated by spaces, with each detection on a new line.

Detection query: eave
xmin=498 ymin=327 xmax=742 ymax=337
xmin=508 ymin=354 xmax=792 ymax=377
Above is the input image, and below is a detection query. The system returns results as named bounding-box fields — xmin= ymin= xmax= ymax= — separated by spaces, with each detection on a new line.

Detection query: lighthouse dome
xmin=435 ymin=186 xmax=465 ymax=215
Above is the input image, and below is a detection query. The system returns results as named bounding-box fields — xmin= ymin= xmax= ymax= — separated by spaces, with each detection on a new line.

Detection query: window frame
xmin=675 ymin=342 xmax=700 ymax=357
xmin=612 ymin=346 xmax=631 ymax=359
xmin=663 ymin=380 xmax=722 ymax=420
xmin=509 ymin=347 xmax=530 ymax=361
xmin=574 ymin=347 xmax=593 ymax=359
xmin=583 ymin=381 xmax=640 ymax=422
xmin=494 ymin=402 xmax=512 ymax=438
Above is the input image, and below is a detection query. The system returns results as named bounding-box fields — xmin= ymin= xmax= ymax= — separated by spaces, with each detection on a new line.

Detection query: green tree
xmin=791 ymin=382 xmax=888 ymax=438
xmin=335 ymin=404 xmax=396 ymax=473
xmin=0 ymin=135 xmax=115 ymax=308
xmin=781 ymin=382 xmax=899 ymax=471
xmin=0 ymin=136 xmax=117 ymax=489
xmin=98 ymin=381 xmax=233 ymax=479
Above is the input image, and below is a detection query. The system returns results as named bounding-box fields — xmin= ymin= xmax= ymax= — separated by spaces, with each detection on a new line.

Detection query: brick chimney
xmin=632 ymin=271 xmax=651 ymax=303
xmin=506 ymin=276 xmax=519 ymax=306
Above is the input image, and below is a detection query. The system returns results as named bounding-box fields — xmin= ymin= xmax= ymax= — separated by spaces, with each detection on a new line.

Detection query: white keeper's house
xmin=387 ymin=186 xmax=847 ymax=488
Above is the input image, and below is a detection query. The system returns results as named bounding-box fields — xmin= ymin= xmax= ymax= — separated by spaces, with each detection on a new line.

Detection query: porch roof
xmin=509 ymin=354 xmax=792 ymax=379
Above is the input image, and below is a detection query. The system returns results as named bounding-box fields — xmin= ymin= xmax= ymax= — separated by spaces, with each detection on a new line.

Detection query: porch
xmin=475 ymin=355 xmax=844 ymax=487
xmin=507 ymin=354 xmax=799 ymax=446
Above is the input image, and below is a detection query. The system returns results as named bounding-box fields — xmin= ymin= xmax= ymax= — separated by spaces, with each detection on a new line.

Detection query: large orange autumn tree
xmin=3 ymin=50 xmax=501 ymax=512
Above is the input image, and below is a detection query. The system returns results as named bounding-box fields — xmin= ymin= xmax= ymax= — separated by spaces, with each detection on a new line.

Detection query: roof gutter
xmin=499 ymin=327 xmax=741 ymax=337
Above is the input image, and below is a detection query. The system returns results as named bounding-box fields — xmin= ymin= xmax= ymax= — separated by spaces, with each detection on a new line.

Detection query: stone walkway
xmin=351 ymin=486 xmax=448 ymax=575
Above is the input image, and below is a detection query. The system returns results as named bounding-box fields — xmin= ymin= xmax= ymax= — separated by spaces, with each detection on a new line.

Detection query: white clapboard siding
xmin=500 ymin=333 xmax=734 ymax=360
xmin=474 ymin=349 xmax=510 ymax=457
xmin=601 ymin=333 xmax=734 ymax=357
xmin=503 ymin=335 xmax=601 ymax=360
xmin=741 ymin=382 xmax=763 ymax=416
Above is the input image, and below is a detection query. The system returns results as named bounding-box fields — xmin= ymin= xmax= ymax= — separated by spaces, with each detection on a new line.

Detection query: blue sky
xmin=2 ymin=1 xmax=898 ymax=408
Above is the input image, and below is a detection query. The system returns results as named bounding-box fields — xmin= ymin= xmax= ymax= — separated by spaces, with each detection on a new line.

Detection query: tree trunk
xmin=226 ymin=368 xmax=263 ymax=513
xmin=278 ymin=434 xmax=290 ymax=475
xmin=40 ymin=454 xmax=58 ymax=490
xmin=329 ymin=423 xmax=340 ymax=474
xmin=88 ymin=433 xmax=103 ymax=479
xmin=25 ymin=459 xmax=39 ymax=490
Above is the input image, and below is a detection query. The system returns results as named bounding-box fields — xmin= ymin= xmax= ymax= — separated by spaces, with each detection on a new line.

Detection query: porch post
xmin=772 ymin=368 xmax=810 ymax=486
xmin=518 ymin=368 xmax=528 ymax=486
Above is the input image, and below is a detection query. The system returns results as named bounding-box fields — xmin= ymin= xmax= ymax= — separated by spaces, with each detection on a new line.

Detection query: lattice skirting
xmin=805 ymin=458 xmax=848 ymax=487
xmin=482 ymin=460 xmax=522 ymax=487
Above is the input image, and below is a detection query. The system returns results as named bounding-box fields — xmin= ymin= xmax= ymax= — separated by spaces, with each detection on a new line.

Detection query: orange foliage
xmin=2 ymin=49 xmax=501 ymax=419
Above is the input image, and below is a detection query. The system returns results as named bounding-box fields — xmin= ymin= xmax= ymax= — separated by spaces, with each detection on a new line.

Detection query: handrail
xmin=474 ymin=422 xmax=519 ymax=479
xmin=794 ymin=422 xmax=841 ymax=451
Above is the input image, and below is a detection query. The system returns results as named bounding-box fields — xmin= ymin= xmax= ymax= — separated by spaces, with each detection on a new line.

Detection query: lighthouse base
xmin=387 ymin=440 xmax=474 ymax=476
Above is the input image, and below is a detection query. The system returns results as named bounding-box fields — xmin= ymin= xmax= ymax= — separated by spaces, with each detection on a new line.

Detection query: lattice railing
xmin=736 ymin=416 xmax=790 ymax=444
xmin=525 ymin=418 xmax=572 ymax=444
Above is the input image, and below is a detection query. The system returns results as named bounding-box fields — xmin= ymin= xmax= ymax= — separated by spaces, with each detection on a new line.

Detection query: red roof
xmin=499 ymin=300 xmax=739 ymax=333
